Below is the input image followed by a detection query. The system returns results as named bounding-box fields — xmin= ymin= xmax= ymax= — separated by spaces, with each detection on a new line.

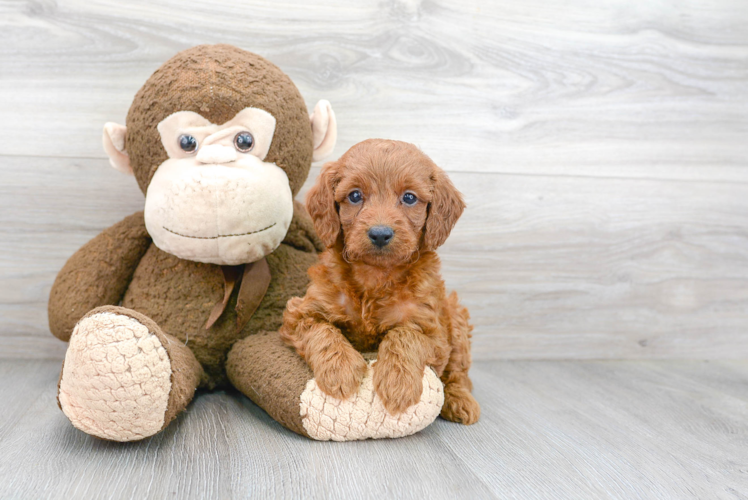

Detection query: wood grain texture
xmin=2 ymin=0 xmax=748 ymax=359
xmin=1 ymin=359 xmax=747 ymax=499
xmin=5 ymin=159 xmax=748 ymax=359
xmin=1 ymin=0 xmax=746 ymax=180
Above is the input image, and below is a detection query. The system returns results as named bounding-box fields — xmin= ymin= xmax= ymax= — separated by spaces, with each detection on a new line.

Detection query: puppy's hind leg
xmin=440 ymin=292 xmax=480 ymax=425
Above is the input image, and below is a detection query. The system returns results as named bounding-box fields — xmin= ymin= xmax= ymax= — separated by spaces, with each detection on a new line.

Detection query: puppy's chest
xmin=333 ymin=292 xmax=419 ymax=351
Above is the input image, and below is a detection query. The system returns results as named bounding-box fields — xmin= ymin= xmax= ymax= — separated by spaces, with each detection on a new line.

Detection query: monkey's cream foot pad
xmin=299 ymin=362 xmax=444 ymax=441
xmin=58 ymin=312 xmax=172 ymax=442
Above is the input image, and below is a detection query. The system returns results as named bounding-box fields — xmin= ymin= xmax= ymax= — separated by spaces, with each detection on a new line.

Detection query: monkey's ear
xmin=102 ymin=122 xmax=133 ymax=175
xmin=305 ymin=161 xmax=340 ymax=248
xmin=310 ymin=100 xmax=337 ymax=162
xmin=422 ymin=169 xmax=466 ymax=252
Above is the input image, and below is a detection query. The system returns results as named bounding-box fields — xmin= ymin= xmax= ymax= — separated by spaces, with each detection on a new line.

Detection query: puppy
xmin=280 ymin=139 xmax=479 ymax=424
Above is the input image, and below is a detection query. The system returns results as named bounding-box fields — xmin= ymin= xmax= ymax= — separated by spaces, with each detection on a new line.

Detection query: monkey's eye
xmin=402 ymin=192 xmax=418 ymax=206
xmin=347 ymin=190 xmax=363 ymax=204
xmin=179 ymin=134 xmax=198 ymax=153
xmin=234 ymin=132 xmax=254 ymax=152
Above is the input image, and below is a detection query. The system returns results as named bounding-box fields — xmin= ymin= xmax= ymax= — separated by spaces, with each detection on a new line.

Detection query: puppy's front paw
xmin=373 ymin=357 xmax=423 ymax=415
xmin=313 ymin=347 xmax=367 ymax=400
xmin=441 ymin=385 xmax=481 ymax=425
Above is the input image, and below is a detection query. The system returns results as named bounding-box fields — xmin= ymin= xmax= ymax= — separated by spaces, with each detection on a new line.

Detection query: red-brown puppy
xmin=280 ymin=139 xmax=479 ymax=424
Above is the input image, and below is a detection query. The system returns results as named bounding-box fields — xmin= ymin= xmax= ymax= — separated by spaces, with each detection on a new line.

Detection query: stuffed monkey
xmin=49 ymin=45 xmax=442 ymax=442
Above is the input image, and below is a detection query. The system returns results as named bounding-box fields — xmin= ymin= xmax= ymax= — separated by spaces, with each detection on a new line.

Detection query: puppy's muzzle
xmin=368 ymin=225 xmax=394 ymax=248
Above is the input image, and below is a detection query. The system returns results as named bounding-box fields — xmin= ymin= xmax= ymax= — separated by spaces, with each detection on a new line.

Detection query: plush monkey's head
xmin=102 ymin=44 xmax=336 ymax=265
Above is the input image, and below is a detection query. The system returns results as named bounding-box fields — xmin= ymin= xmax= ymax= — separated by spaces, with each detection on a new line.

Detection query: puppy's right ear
xmin=305 ymin=161 xmax=340 ymax=248
xmin=422 ymin=168 xmax=466 ymax=252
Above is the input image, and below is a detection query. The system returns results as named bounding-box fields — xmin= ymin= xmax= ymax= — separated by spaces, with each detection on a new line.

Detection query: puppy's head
xmin=306 ymin=139 xmax=465 ymax=266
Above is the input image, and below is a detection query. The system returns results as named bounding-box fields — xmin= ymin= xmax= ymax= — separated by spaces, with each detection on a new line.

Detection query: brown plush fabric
xmin=158 ymin=326 xmax=204 ymax=431
xmin=48 ymin=212 xmax=151 ymax=341
xmin=119 ymin=239 xmax=317 ymax=389
xmin=125 ymin=44 xmax=313 ymax=196
xmin=226 ymin=331 xmax=313 ymax=437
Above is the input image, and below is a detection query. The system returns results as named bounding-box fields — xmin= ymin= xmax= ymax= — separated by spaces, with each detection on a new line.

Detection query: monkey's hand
xmin=48 ymin=211 xmax=152 ymax=341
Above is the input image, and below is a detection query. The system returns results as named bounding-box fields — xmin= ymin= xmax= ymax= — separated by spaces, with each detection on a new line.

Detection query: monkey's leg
xmin=227 ymin=331 xmax=444 ymax=441
xmin=57 ymin=306 xmax=203 ymax=442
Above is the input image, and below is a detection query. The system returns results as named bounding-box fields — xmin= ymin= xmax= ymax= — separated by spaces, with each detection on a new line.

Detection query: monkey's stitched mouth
xmin=162 ymin=222 xmax=276 ymax=240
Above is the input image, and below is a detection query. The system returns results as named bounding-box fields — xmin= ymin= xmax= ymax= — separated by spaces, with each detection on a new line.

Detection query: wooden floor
xmin=0 ymin=359 xmax=746 ymax=499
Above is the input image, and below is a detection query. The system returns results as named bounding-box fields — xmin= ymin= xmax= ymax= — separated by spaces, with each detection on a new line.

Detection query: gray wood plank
xmin=4 ymin=156 xmax=748 ymax=360
xmin=438 ymin=360 xmax=748 ymax=499
xmin=1 ymin=359 xmax=747 ymax=499
xmin=0 ymin=0 xmax=746 ymax=181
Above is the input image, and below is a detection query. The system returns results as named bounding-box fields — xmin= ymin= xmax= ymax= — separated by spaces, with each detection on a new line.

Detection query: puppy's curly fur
xmin=280 ymin=139 xmax=479 ymax=424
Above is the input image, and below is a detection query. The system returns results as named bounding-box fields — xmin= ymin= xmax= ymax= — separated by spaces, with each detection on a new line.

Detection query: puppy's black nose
xmin=368 ymin=226 xmax=394 ymax=248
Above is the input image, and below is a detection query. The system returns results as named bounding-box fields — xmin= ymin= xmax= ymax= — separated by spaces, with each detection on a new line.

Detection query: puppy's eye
xmin=179 ymin=135 xmax=198 ymax=153
xmin=234 ymin=132 xmax=254 ymax=152
xmin=347 ymin=190 xmax=363 ymax=204
xmin=402 ymin=192 xmax=418 ymax=206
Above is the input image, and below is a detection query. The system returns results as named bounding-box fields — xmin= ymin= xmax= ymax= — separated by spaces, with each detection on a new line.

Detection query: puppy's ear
xmin=423 ymin=169 xmax=466 ymax=251
xmin=306 ymin=161 xmax=341 ymax=248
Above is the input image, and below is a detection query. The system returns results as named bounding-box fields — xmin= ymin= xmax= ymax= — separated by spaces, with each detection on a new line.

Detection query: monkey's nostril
xmin=368 ymin=225 xmax=394 ymax=248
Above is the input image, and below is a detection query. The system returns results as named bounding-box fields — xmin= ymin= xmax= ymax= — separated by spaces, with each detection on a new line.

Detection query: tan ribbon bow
xmin=204 ymin=257 xmax=272 ymax=333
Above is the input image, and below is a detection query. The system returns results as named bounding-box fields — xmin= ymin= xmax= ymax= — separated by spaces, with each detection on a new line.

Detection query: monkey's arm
xmin=282 ymin=200 xmax=325 ymax=253
xmin=48 ymin=211 xmax=152 ymax=341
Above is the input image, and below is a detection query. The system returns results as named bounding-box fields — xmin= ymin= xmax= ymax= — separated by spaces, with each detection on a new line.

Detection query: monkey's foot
xmin=300 ymin=361 xmax=444 ymax=441
xmin=227 ymin=331 xmax=444 ymax=441
xmin=58 ymin=307 xmax=201 ymax=442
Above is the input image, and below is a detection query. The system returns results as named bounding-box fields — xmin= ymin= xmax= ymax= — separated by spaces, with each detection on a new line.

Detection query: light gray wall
xmin=2 ymin=0 xmax=747 ymax=360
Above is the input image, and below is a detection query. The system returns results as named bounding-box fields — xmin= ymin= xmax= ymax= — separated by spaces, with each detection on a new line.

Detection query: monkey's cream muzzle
xmin=143 ymin=108 xmax=293 ymax=266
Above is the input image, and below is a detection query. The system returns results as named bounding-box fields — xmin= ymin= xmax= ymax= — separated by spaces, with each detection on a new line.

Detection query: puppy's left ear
xmin=423 ymin=169 xmax=466 ymax=252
